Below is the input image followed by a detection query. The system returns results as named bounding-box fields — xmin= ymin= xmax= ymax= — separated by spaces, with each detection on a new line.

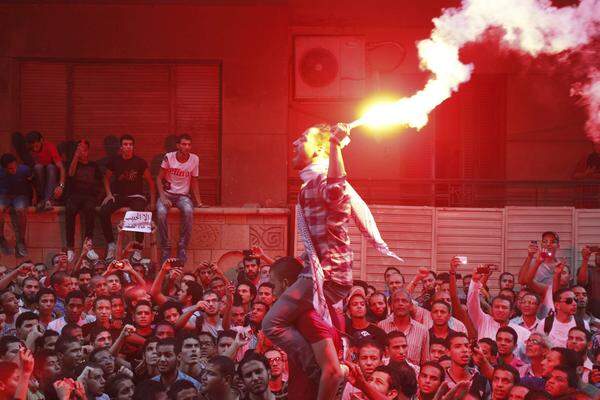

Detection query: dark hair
xmin=182 ymin=281 xmax=203 ymax=304
xmin=208 ymin=355 xmax=235 ymax=379
xmin=62 ymin=323 xmax=82 ymax=338
xmin=143 ymin=336 xmax=160 ymax=353
xmin=197 ymin=331 xmax=217 ymax=344
xmin=568 ymin=326 xmax=591 ymax=342
xmin=541 ymin=231 xmax=560 ymax=243
xmin=134 ymin=300 xmax=153 ymax=313
xmin=90 ymin=325 xmax=112 ymax=344
xmin=0 ymin=336 xmax=21 ymax=357
xmin=158 ymin=301 xmax=183 ymax=320
xmin=167 ymin=379 xmax=196 ymax=398
xmin=50 ymin=271 xmax=69 ymax=287
xmin=133 ymin=379 xmax=166 ymax=400
xmin=430 ymin=337 xmax=448 ymax=349
xmin=217 ymin=330 xmax=237 ymax=344
xmin=258 ymin=282 xmax=275 ymax=292
xmin=356 ymin=338 xmax=384 ymax=356
xmin=236 ymin=280 xmax=257 ymax=300
xmin=499 ymin=272 xmax=514 ymax=282
xmin=491 ymin=295 xmax=513 ymax=309
xmin=551 ymin=365 xmax=578 ymax=389
xmin=496 ymin=326 xmax=518 ymax=345
xmin=120 ymin=134 xmax=135 ymax=145
xmin=237 ymin=352 xmax=270 ymax=377
xmin=550 ymin=347 xmax=582 ymax=368
xmin=269 ymin=256 xmax=303 ymax=284
xmin=89 ymin=347 xmax=112 ymax=362
xmin=478 ymin=337 xmax=499 ymax=356
xmin=430 ymin=300 xmax=451 ymax=313
xmin=436 ymin=272 xmax=450 ymax=284
xmin=93 ymin=296 xmax=111 ymax=309
xmin=16 ymin=311 xmax=39 ymax=329
xmin=33 ymin=350 xmax=58 ymax=379
xmin=156 ymin=337 xmax=177 ymax=351
xmin=74 ymin=268 xmax=93 ymax=279
xmin=65 ymin=290 xmax=85 ymax=305
xmin=446 ymin=331 xmax=469 ymax=348
xmin=380 ymin=363 xmax=417 ymax=397
xmin=387 ymin=330 xmax=407 ymax=342
xmin=553 ymin=287 xmax=573 ymax=303
xmin=177 ymin=134 xmax=192 ymax=143
xmin=175 ymin=333 xmax=199 ymax=353
xmin=55 ymin=335 xmax=80 ymax=354
xmin=25 ymin=131 xmax=42 ymax=143
xmin=524 ymin=390 xmax=553 ymax=400
xmin=420 ymin=361 xmax=446 ymax=381
xmin=384 ymin=267 xmax=405 ymax=284
xmin=0 ymin=153 xmax=17 ymax=168
xmin=493 ymin=364 xmax=520 ymax=385
xmin=106 ymin=373 xmax=133 ymax=399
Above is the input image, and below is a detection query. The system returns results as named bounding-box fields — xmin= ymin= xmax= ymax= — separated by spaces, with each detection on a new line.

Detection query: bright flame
xmin=350 ymin=0 xmax=600 ymax=141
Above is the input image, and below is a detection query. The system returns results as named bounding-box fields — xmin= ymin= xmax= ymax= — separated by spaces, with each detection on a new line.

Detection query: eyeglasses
xmin=267 ymin=357 xmax=282 ymax=364
xmin=520 ymin=300 xmax=539 ymax=306
xmin=526 ymin=338 xmax=543 ymax=345
xmin=561 ymin=298 xmax=576 ymax=304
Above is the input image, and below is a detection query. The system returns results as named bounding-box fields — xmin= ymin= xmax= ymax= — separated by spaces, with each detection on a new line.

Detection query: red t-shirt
xmin=32 ymin=142 xmax=61 ymax=166
xmin=287 ymin=308 xmax=344 ymax=400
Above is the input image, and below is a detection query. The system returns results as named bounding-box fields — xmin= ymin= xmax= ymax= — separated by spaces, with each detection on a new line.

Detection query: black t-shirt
xmin=429 ymin=327 xmax=459 ymax=341
xmin=68 ymin=161 xmax=102 ymax=197
xmin=107 ymin=156 xmax=148 ymax=197
xmin=345 ymin=318 xmax=389 ymax=348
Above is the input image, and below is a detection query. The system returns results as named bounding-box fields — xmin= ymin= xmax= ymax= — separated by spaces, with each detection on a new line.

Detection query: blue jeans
xmin=262 ymin=276 xmax=350 ymax=377
xmin=0 ymin=195 xmax=30 ymax=242
xmin=33 ymin=163 xmax=57 ymax=202
xmin=156 ymin=193 xmax=194 ymax=261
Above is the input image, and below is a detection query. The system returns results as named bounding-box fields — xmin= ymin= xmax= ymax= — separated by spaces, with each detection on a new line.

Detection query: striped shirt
xmin=377 ymin=316 xmax=429 ymax=365
xmin=467 ymin=280 xmax=530 ymax=346
xmin=299 ymin=173 xmax=353 ymax=287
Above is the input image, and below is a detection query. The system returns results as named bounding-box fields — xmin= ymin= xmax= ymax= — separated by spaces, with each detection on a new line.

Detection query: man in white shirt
xmin=537 ymin=287 xmax=589 ymax=347
xmin=467 ymin=266 xmax=530 ymax=347
xmin=156 ymin=134 xmax=202 ymax=263
xmin=47 ymin=290 xmax=95 ymax=333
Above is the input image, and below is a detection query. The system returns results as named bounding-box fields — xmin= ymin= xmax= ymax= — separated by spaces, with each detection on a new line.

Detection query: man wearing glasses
xmin=265 ymin=348 xmax=288 ymax=400
xmin=538 ymin=287 xmax=589 ymax=347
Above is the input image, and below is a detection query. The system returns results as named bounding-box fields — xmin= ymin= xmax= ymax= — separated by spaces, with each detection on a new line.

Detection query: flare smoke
xmin=355 ymin=0 xmax=600 ymax=142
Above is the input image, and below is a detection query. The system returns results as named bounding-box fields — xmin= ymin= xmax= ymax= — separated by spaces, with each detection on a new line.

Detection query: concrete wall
xmin=0 ymin=0 xmax=593 ymax=209
xmin=0 ymin=207 xmax=289 ymax=272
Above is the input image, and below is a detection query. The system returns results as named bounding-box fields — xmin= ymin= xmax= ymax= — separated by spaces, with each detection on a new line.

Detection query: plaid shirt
xmin=299 ymin=173 xmax=353 ymax=287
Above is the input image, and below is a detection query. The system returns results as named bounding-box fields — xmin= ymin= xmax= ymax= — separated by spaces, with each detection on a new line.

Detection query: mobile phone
xmin=457 ymin=256 xmax=468 ymax=265
xmin=132 ymin=242 xmax=144 ymax=250
xmin=172 ymin=259 xmax=184 ymax=269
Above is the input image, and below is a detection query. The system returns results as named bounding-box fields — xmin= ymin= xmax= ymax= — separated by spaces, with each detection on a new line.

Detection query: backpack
xmin=543 ymin=311 xmax=586 ymax=334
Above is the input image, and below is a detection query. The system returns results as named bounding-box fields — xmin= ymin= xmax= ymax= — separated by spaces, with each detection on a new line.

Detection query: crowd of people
xmin=0 ymin=127 xmax=598 ymax=400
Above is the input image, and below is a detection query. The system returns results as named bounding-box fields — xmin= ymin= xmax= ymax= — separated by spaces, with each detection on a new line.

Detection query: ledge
xmin=21 ymin=206 xmax=290 ymax=216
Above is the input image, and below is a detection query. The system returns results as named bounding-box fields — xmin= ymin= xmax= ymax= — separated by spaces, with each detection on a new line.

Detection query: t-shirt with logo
xmin=107 ymin=156 xmax=148 ymax=197
xmin=160 ymin=151 xmax=199 ymax=195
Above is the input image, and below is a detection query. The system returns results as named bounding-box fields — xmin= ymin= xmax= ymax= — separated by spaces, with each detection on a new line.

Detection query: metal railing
xmin=288 ymin=178 xmax=600 ymax=207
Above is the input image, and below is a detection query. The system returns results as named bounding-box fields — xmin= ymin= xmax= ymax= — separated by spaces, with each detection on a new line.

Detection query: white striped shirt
xmin=377 ymin=316 xmax=429 ymax=365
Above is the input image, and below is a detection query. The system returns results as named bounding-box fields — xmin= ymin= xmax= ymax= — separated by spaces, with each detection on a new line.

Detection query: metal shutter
xmin=19 ymin=60 xmax=221 ymax=204
xmin=19 ymin=62 xmax=68 ymax=145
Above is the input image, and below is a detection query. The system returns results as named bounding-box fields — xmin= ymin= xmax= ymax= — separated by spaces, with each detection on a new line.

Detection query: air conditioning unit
xmin=294 ymin=35 xmax=366 ymax=100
